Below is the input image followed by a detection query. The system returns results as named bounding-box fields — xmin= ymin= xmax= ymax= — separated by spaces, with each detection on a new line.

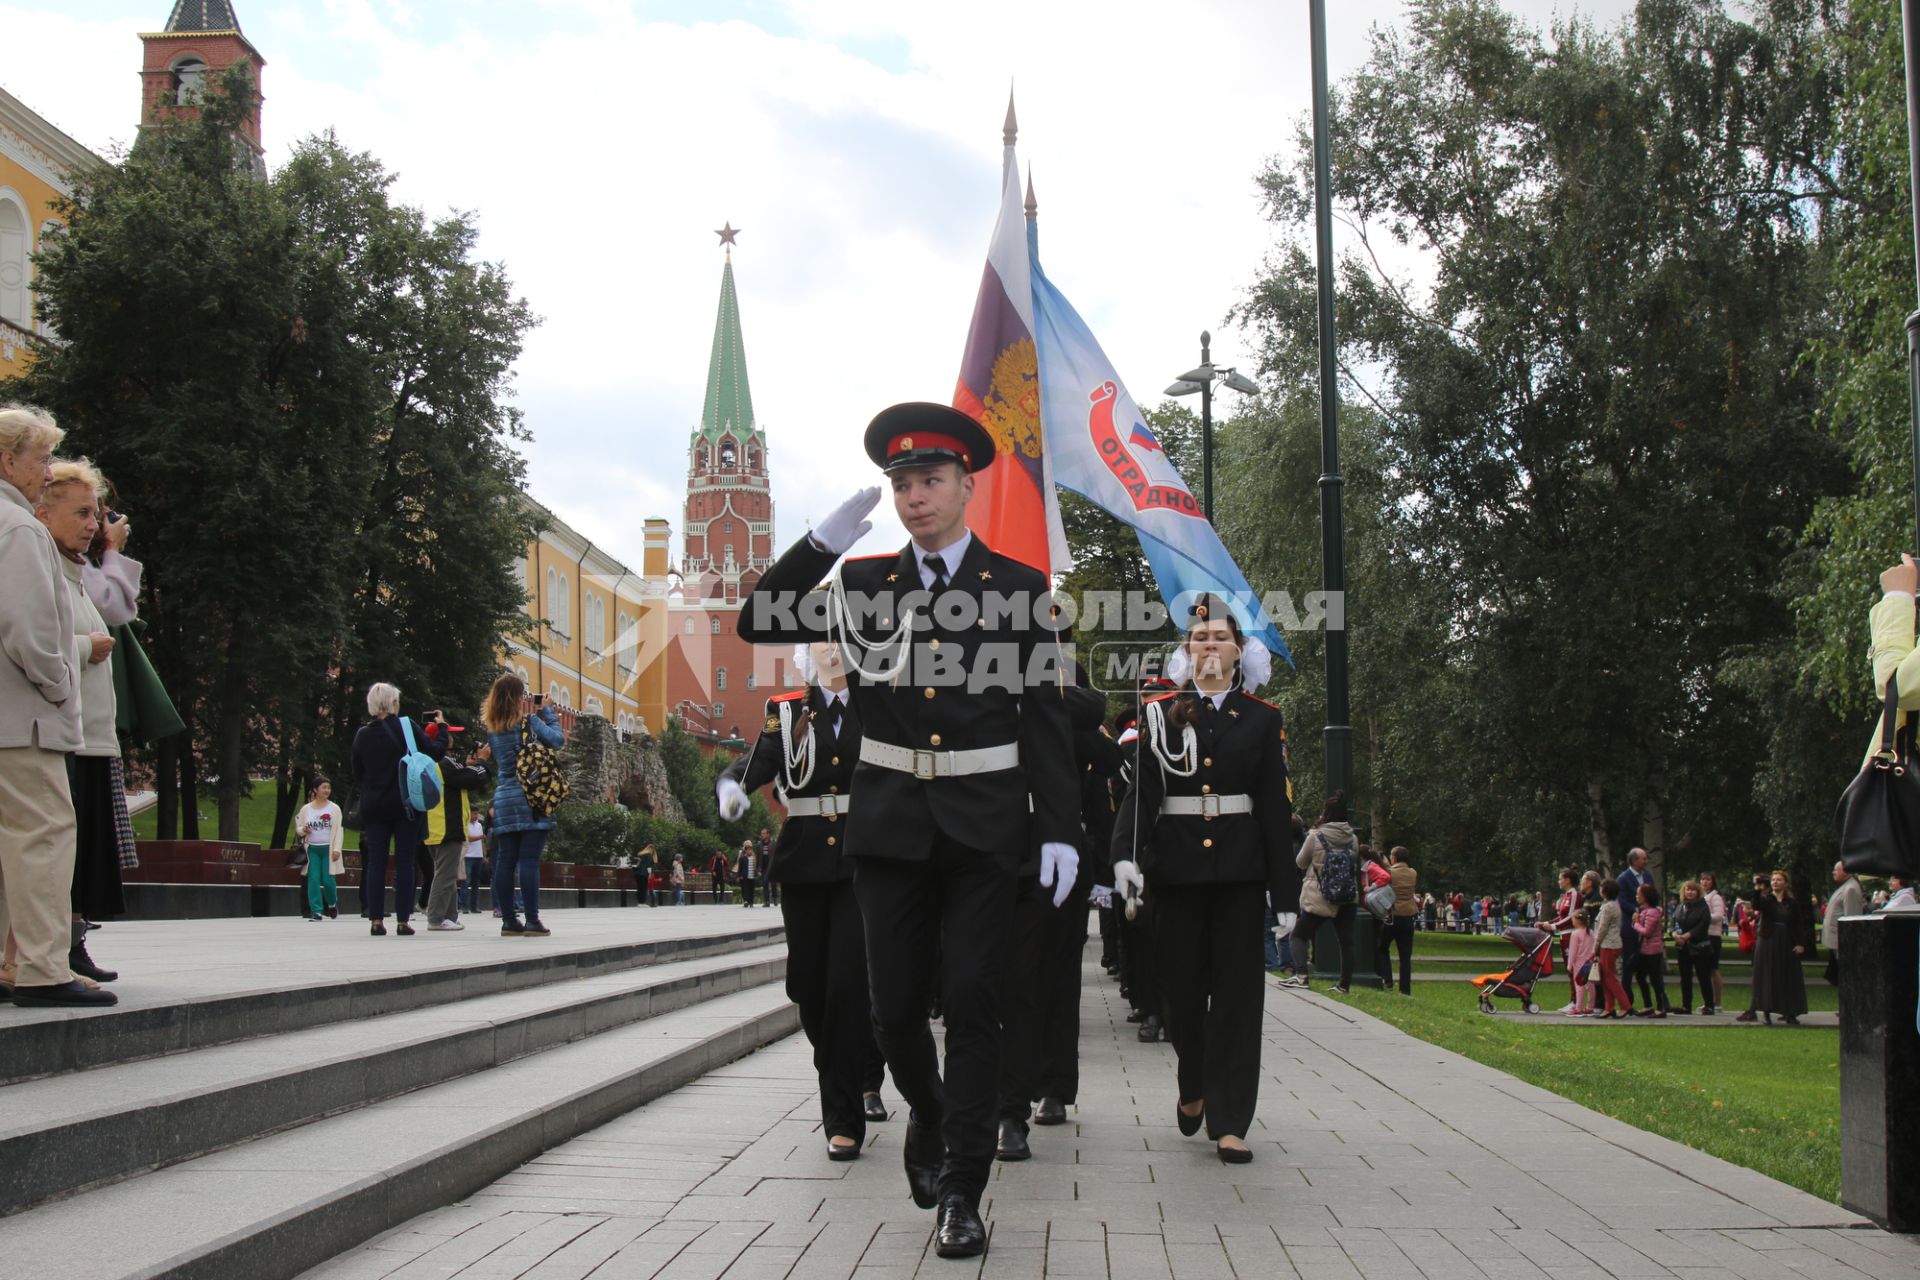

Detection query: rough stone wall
xmin=559 ymin=714 xmax=684 ymax=824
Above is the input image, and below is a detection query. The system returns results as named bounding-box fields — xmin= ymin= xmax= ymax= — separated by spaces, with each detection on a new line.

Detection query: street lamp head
xmin=1222 ymin=370 xmax=1260 ymax=395
xmin=1164 ymin=379 xmax=1204 ymax=397
xmin=1176 ymin=364 xmax=1214 ymax=383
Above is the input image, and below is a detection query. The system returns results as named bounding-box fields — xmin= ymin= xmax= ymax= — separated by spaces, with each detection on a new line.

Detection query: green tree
xmin=1238 ymin=0 xmax=1847 ymax=886
xmin=9 ymin=67 xmax=539 ymax=841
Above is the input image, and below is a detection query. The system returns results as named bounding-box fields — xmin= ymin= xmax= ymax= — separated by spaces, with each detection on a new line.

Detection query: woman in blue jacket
xmin=476 ymin=673 xmax=564 ymax=937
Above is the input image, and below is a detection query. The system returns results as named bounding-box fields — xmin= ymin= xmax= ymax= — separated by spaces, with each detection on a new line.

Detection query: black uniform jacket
xmin=1110 ymin=685 xmax=1297 ymax=904
xmin=740 ymin=531 xmax=1078 ymax=872
xmin=722 ymin=687 xmax=862 ymax=885
xmin=1066 ymin=685 xmax=1122 ymax=888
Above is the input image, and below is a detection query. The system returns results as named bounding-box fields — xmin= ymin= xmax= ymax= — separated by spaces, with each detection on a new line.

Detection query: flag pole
xmin=1309 ymin=0 xmax=1352 ymax=798
xmin=1902 ymin=0 xmax=1920 ymax=559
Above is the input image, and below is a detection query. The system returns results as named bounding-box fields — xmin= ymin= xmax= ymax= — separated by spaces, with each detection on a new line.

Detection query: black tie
xmin=924 ymin=554 xmax=951 ymax=592
xmin=827 ymin=698 xmax=843 ymax=742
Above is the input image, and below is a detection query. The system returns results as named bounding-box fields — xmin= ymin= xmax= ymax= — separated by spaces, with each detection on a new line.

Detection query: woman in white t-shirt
xmin=295 ymin=778 xmax=344 ymax=921
xmin=461 ymin=814 xmax=486 ymax=916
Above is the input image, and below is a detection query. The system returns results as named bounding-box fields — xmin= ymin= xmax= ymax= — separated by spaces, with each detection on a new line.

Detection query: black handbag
xmin=1835 ymin=675 xmax=1920 ymax=879
xmin=342 ymin=793 xmax=364 ymax=832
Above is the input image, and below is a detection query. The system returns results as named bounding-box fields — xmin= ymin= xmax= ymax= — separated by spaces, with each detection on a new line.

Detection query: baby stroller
xmin=1473 ymin=925 xmax=1555 ymax=1014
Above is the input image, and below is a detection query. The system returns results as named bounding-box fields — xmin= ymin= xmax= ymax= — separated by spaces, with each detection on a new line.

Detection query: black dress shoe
xmin=864 ymin=1094 xmax=888 ymax=1122
xmin=1033 ymin=1097 xmax=1067 ymax=1126
xmin=903 ymin=1113 xmax=943 ymax=1210
xmin=14 ymin=980 xmax=117 ymax=1008
xmin=996 ymin=1117 xmax=1031 ymax=1161
xmin=935 ymin=1195 xmax=988 ymax=1259
xmin=1137 ymin=1015 xmax=1162 ymax=1043
xmin=1176 ymin=1099 xmax=1204 ymax=1136
xmin=1217 ymin=1142 xmax=1253 ymax=1164
xmin=827 ymin=1138 xmax=861 ymax=1162
xmin=1125 ymin=1009 xmax=1146 ymax=1023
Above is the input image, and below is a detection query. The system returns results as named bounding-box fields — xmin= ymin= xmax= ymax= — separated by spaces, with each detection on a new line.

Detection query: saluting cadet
xmin=717 ymin=638 xmax=889 ymax=1161
xmin=1111 ymin=597 xmax=1295 ymax=1164
xmin=996 ymin=680 xmax=1120 ymax=1160
xmin=741 ymin=402 xmax=1080 ymax=1260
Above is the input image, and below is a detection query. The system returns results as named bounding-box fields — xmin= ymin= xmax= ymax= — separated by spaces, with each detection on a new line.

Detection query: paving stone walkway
xmin=300 ymin=948 xmax=1918 ymax=1279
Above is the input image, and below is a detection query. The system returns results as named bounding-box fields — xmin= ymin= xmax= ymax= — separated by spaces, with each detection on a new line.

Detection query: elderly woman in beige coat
xmin=0 ymin=406 xmax=111 ymax=1007
xmin=38 ymin=458 xmax=125 ymax=984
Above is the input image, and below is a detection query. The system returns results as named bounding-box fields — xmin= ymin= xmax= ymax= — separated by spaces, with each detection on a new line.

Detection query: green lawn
xmin=132 ymin=786 xmax=359 ymax=850
xmin=1322 ymin=981 xmax=1842 ymax=1202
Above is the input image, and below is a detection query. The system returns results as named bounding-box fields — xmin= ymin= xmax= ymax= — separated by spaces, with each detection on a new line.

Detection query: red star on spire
xmin=715 ymin=222 xmax=741 ymax=247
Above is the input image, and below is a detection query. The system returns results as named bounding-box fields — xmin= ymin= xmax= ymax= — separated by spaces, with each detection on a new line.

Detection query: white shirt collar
xmin=914 ymin=529 xmax=973 ymax=587
xmin=821 ymin=685 xmax=849 ymax=707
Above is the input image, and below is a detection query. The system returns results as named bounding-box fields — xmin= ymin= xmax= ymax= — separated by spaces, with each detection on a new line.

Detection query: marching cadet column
xmin=741 ymin=402 xmax=1079 ymax=1260
xmin=717 ymin=637 xmax=888 ymax=1160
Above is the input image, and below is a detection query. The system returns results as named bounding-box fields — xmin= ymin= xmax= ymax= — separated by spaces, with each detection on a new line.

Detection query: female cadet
xmin=717 ymin=639 xmax=888 ymax=1159
xmin=1111 ymin=597 xmax=1295 ymax=1163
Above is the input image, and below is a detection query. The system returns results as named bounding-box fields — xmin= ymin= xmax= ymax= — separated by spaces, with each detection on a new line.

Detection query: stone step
xmin=0 ymin=983 xmax=801 ymax=1280
xmin=0 ymin=943 xmax=789 ymax=1216
xmin=0 ymin=917 xmax=786 ymax=1084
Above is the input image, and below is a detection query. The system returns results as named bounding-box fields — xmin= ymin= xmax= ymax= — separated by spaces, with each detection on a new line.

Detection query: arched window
xmin=544 ymin=567 xmax=559 ymax=630
xmin=716 ymin=667 xmax=728 ymax=691
xmin=713 ymin=703 xmax=725 ymax=718
xmin=684 ymin=617 xmax=695 ymax=635
xmin=695 ymin=444 xmax=709 ymax=470
xmin=172 ymin=57 xmax=209 ymax=104
xmin=711 ymin=618 xmax=721 ymax=635
xmin=745 ymin=673 xmax=756 ymax=690
xmin=724 ymin=544 xmax=734 ymax=563
xmin=0 ymin=196 xmax=28 ymax=330
xmin=719 ymin=440 xmax=737 ymax=469
xmin=724 ymin=519 xmax=734 ymax=534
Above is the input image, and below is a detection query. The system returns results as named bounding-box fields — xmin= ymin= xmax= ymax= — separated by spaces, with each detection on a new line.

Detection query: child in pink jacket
xmin=1565 ymin=910 xmax=1598 ymax=1015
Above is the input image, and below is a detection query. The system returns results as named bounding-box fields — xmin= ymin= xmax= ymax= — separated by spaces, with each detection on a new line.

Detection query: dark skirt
xmin=68 ymin=754 xmax=127 ymax=920
xmin=1749 ymin=931 xmax=1808 ymax=1017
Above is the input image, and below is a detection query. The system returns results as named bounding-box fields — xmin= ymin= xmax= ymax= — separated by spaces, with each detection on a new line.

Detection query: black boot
xmin=1137 ymin=1014 xmax=1162 ymax=1043
xmin=70 ymin=923 xmax=117 ymax=983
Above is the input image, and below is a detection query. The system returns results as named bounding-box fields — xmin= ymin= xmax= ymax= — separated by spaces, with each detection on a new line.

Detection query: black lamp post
xmin=1165 ymin=330 xmax=1259 ymax=523
xmin=1309 ymin=0 xmax=1352 ymax=800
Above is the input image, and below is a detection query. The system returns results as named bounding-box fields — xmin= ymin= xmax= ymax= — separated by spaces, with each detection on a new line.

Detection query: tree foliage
xmin=6 ymin=67 xmax=539 ymax=840
xmin=1235 ymin=0 xmax=1855 ymax=891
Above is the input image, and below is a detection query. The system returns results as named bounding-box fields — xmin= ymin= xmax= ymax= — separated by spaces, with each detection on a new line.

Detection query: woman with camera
xmin=475 ymin=673 xmax=564 ymax=937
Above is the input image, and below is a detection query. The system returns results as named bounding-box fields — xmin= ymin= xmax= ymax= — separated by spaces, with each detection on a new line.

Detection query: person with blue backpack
xmin=350 ymin=682 xmax=446 ymax=937
xmin=1293 ymin=791 xmax=1360 ymax=993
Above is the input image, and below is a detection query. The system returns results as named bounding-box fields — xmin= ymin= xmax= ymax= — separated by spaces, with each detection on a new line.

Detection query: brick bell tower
xmin=668 ymin=225 xmax=777 ymax=739
xmin=139 ymin=1 xmax=266 ymax=171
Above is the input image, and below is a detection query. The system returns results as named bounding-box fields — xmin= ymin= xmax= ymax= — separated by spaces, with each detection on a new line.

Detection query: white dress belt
xmin=784 ymin=794 xmax=851 ymax=819
xmin=1160 ymin=793 xmax=1253 ymax=818
xmin=859 ymin=738 xmax=1021 ymax=779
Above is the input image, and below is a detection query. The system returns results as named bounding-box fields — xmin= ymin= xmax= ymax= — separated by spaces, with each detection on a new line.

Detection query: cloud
xmin=3 ymin=0 xmax=1640 ymax=573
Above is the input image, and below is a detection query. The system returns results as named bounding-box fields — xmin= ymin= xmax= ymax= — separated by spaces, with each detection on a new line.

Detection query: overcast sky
xmin=4 ymin=0 xmax=1633 ymax=569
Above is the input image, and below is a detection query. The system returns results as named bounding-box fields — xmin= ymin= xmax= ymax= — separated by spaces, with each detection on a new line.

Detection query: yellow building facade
xmin=0 ymin=85 xmax=99 ymax=380
xmin=506 ymin=495 xmax=672 ymax=740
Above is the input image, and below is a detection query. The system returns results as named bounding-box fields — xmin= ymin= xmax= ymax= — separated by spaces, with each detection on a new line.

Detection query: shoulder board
xmin=845 ymin=552 xmax=895 ymax=562
xmin=769 ymin=691 xmax=808 ymax=704
xmin=1146 ymin=693 xmax=1175 ymax=704
xmin=1238 ymin=693 xmax=1283 ymax=713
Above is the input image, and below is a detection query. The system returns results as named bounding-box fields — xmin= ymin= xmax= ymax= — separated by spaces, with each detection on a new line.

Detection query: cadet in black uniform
xmin=741 ymin=403 xmax=1080 ymax=1259
xmin=995 ymin=681 xmax=1118 ymax=1159
xmin=1111 ymin=598 xmax=1294 ymax=1163
xmin=718 ymin=638 xmax=888 ymax=1160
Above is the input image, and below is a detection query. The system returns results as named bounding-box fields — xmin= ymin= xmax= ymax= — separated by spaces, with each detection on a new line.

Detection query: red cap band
xmin=887 ymin=431 xmax=972 ymax=468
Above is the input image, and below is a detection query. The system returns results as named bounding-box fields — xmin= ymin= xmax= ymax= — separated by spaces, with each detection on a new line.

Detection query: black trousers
xmin=1123 ymin=894 xmax=1159 ymax=1014
xmin=779 ymin=880 xmax=886 ymax=1143
xmin=999 ymin=875 xmax=1088 ymax=1119
xmin=1098 ymin=904 xmax=1118 ymax=967
xmin=1152 ymin=881 xmax=1267 ymax=1142
xmin=1295 ymin=904 xmax=1355 ymax=988
xmin=740 ymin=877 xmax=758 ymax=907
xmin=1376 ymin=914 xmax=1415 ymax=993
xmin=1677 ymin=940 xmax=1719 ymax=1008
xmin=853 ymin=837 xmax=1015 ymax=1207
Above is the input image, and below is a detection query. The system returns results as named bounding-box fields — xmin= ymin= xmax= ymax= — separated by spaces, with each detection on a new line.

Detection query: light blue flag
xmin=1030 ymin=252 xmax=1292 ymax=666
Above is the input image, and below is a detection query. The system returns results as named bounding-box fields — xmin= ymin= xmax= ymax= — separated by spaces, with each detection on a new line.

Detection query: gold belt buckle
xmin=912 ymin=750 xmax=937 ymax=780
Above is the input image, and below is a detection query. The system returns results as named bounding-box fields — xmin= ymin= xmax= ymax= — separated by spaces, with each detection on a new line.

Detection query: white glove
xmin=811 ymin=486 xmax=882 ymax=555
xmin=1090 ymin=885 xmax=1114 ymax=909
xmin=1272 ymin=911 xmax=1298 ymax=941
xmin=1112 ymin=859 xmax=1145 ymax=901
xmin=716 ymin=777 xmax=750 ymax=822
xmin=1039 ymin=842 xmax=1079 ymax=908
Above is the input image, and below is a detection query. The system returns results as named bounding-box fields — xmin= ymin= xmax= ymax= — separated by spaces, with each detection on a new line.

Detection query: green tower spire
xmin=699 ymin=226 xmax=759 ymax=444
